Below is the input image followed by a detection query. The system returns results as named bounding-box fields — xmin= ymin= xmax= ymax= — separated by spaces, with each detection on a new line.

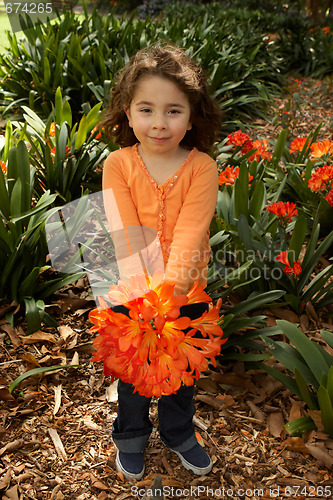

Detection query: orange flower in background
xmin=49 ymin=122 xmax=56 ymax=137
xmin=227 ymin=130 xmax=254 ymax=154
xmin=267 ymin=201 xmax=298 ymax=226
xmin=91 ymin=126 xmax=103 ymax=140
xmin=218 ymin=166 xmax=239 ymax=186
xmin=310 ymin=140 xmax=333 ymax=161
xmin=89 ymin=272 xmax=226 ymax=397
xmin=0 ymin=160 xmax=7 ymax=174
xmin=323 ymin=26 xmax=331 ymax=34
xmin=308 ymin=165 xmax=333 ymax=193
xmin=249 ymin=139 xmax=272 ymax=162
xmin=218 ymin=165 xmax=253 ymax=186
xmin=325 ymin=189 xmax=333 ymax=206
xmin=289 ymin=137 xmax=308 ymax=154
xmin=276 ymin=251 xmax=302 ymax=276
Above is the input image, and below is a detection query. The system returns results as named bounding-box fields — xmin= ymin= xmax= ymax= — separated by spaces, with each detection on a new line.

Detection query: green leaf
xmin=74 ymin=115 xmax=87 ymax=151
xmin=317 ymin=386 xmax=333 ymax=438
xmin=272 ymin=128 xmax=288 ymax=164
xmin=249 ymin=181 xmax=265 ymax=221
xmin=24 ymin=297 xmax=41 ymax=335
xmin=294 ymin=368 xmax=318 ymax=410
xmin=230 ymin=290 xmax=285 ymax=316
xmin=55 ymin=87 xmax=63 ymax=125
xmin=288 ymin=215 xmax=307 ymax=263
xmin=277 ymin=320 xmax=329 ymax=384
xmin=9 ymin=364 xmax=80 ymax=393
xmin=234 ymin=162 xmax=249 ymax=220
xmin=284 ymin=417 xmax=317 ymax=437
xmin=262 ymin=337 xmax=318 ymax=389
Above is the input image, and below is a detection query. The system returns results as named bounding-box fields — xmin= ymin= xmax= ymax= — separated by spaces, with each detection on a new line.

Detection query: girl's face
xmin=125 ymin=75 xmax=192 ymax=157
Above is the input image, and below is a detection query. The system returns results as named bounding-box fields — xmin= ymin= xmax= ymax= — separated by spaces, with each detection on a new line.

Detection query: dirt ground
xmin=1 ymin=76 xmax=333 ymax=500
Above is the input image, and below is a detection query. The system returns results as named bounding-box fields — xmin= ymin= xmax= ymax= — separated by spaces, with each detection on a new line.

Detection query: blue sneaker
xmin=116 ymin=451 xmax=145 ymax=481
xmin=171 ymin=443 xmax=213 ymax=475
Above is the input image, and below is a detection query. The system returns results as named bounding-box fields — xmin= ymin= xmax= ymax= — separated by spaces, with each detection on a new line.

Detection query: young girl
xmin=100 ymin=42 xmax=223 ymax=481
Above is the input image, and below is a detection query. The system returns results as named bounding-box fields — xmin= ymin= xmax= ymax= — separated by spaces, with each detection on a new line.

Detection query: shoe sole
xmin=172 ymin=450 xmax=213 ymax=475
xmin=115 ymin=451 xmax=145 ymax=481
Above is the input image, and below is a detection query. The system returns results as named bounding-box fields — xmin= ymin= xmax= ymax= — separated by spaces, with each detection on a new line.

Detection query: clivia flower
xmin=218 ymin=165 xmax=253 ymax=186
xmin=325 ymin=189 xmax=333 ymax=207
xmin=48 ymin=122 xmax=56 ymax=137
xmin=218 ymin=166 xmax=239 ymax=186
xmin=227 ymin=130 xmax=254 ymax=154
xmin=50 ymin=145 xmax=71 ymax=161
xmin=267 ymin=201 xmax=298 ymax=227
xmin=275 ymin=251 xmax=302 ymax=276
xmin=310 ymin=140 xmax=333 ymax=161
xmin=91 ymin=126 xmax=103 ymax=140
xmin=89 ymin=271 xmax=226 ymax=397
xmin=0 ymin=160 xmax=7 ymax=174
xmin=248 ymin=139 xmax=272 ymax=162
xmin=308 ymin=165 xmax=333 ymax=194
xmin=289 ymin=137 xmax=308 ymax=154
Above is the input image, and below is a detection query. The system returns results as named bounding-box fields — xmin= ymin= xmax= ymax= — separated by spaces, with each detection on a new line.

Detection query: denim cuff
xmin=112 ymin=422 xmax=152 ymax=453
xmin=161 ymin=432 xmax=198 ymax=453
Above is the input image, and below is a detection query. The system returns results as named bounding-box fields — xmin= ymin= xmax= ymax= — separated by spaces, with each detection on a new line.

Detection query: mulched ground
xmin=1 ymin=76 xmax=333 ymax=500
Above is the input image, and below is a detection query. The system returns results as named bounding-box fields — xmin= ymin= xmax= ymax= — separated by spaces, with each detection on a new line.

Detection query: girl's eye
xmin=140 ymin=108 xmax=152 ymax=113
xmin=169 ymin=109 xmax=180 ymax=114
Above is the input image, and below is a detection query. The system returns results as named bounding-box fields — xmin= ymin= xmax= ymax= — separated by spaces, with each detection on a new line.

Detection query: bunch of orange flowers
xmin=276 ymin=251 xmax=302 ymax=276
xmin=289 ymin=137 xmax=333 ymax=206
xmin=308 ymin=165 xmax=333 ymax=206
xmin=89 ymin=272 xmax=225 ymax=397
xmin=289 ymin=137 xmax=333 ymax=161
xmin=267 ymin=201 xmax=298 ymax=228
xmin=226 ymin=130 xmax=272 ymax=161
xmin=218 ymin=165 xmax=253 ymax=186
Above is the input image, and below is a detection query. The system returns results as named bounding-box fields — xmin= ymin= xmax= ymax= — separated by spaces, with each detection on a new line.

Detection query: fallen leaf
xmin=270 ymin=307 xmax=299 ymax=323
xmin=284 ymin=437 xmax=310 ymax=454
xmin=196 ymin=376 xmax=220 ymax=393
xmin=21 ymin=331 xmax=57 ymax=344
xmin=195 ymin=394 xmax=223 ymax=408
xmin=0 ymin=388 xmax=16 ymax=402
xmin=48 ymin=428 xmax=67 ymax=461
xmin=267 ymin=412 xmax=285 ymax=437
xmin=2 ymin=485 xmax=19 ymax=500
xmin=54 ymin=385 xmax=62 ymax=416
xmin=0 ymin=325 xmax=21 ymax=348
xmin=20 ymin=353 xmax=40 ymax=368
xmin=58 ymin=325 xmax=77 ymax=349
xmin=0 ymin=468 xmax=12 ymax=489
xmin=0 ymin=440 xmax=24 ymax=456
xmin=305 ymin=443 xmax=333 ymax=468
xmin=90 ymin=474 xmax=109 ymax=491
xmin=105 ymin=380 xmax=118 ymax=403
xmin=246 ymin=400 xmax=265 ymax=422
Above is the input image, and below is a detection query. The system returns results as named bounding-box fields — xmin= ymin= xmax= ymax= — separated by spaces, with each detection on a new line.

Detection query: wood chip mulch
xmin=1 ymin=76 xmax=333 ymax=500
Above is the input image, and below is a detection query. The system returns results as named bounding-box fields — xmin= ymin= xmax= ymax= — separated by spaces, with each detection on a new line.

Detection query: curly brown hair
xmin=100 ymin=42 xmax=223 ymax=154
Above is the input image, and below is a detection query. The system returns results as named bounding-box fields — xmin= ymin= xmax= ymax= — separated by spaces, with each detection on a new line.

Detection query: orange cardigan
xmin=102 ymin=144 xmax=218 ymax=295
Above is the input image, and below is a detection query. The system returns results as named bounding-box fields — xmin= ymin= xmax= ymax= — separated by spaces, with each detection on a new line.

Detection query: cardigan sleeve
xmin=164 ymin=156 xmax=218 ymax=295
xmin=102 ymin=151 xmax=158 ymax=284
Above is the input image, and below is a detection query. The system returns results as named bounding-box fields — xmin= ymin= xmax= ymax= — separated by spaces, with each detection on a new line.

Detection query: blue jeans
xmin=111 ymin=301 xmax=209 ymax=453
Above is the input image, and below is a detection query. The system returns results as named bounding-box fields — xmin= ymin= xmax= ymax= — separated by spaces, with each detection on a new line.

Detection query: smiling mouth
xmin=150 ymin=137 xmax=168 ymax=142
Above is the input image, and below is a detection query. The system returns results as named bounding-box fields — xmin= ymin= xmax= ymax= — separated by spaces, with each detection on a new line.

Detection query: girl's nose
xmin=152 ymin=114 xmax=167 ymax=130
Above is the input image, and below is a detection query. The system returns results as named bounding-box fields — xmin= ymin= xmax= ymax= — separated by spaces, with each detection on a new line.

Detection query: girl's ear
xmin=124 ymin=107 xmax=133 ymax=128
xmin=187 ymin=121 xmax=192 ymax=131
